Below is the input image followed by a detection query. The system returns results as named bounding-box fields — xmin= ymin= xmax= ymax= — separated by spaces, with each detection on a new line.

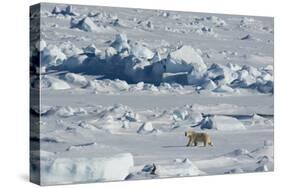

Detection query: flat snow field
xmin=30 ymin=3 xmax=274 ymax=185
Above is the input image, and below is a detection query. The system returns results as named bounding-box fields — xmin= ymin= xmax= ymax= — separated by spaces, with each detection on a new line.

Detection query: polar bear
xmin=185 ymin=130 xmax=213 ymax=147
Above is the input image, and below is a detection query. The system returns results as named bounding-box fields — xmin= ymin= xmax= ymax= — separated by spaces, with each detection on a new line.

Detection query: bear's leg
xmin=187 ymin=138 xmax=192 ymax=147
xmin=204 ymin=141 xmax=207 ymax=147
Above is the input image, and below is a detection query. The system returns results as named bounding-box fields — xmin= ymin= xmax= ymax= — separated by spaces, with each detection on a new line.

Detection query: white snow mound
xmin=166 ymin=45 xmax=207 ymax=73
xmin=39 ymin=75 xmax=71 ymax=90
xmin=56 ymin=106 xmax=87 ymax=117
xmin=213 ymin=85 xmax=234 ymax=93
xmin=71 ymin=17 xmax=108 ymax=32
xmin=41 ymin=45 xmax=67 ymax=66
xmin=158 ymin=158 xmax=204 ymax=177
xmin=130 ymin=43 xmax=154 ymax=59
xmin=41 ymin=153 xmax=134 ymax=185
xmin=200 ymin=116 xmax=246 ymax=131
xmin=110 ymin=34 xmax=130 ymax=52
xmin=137 ymin=122 xmax=159 ymax=135
xmin=212 ymin=116 xmax=246 ymax=130
xmin=65 ymin=73 xmax=89 ymax=87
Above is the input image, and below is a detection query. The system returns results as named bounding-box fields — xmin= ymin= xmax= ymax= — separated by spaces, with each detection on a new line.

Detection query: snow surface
xmin=30 ymin=3 xmax=274 ymax=185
